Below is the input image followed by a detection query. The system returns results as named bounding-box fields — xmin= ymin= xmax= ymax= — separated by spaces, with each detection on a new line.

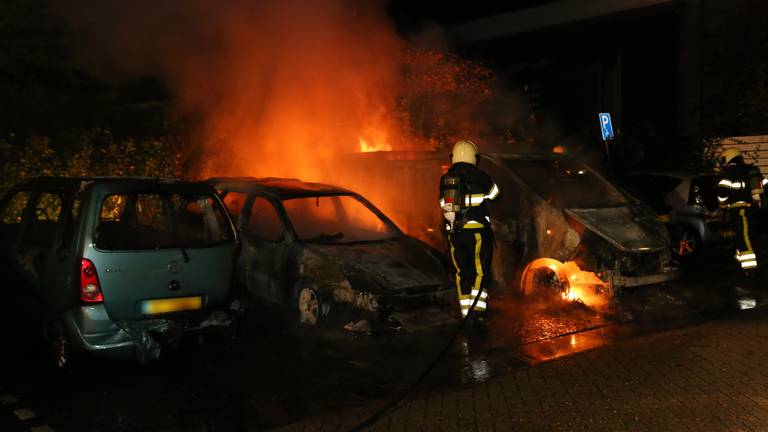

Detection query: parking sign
xmin=599 ymin=113 xmax=614 ymax=141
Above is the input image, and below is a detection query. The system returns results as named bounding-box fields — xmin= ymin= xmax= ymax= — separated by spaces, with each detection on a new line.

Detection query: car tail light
xmin=80 ymin=258 xmax=104 ymax=304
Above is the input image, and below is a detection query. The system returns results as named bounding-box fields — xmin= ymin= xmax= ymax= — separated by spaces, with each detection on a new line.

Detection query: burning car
xmin=208 ymin=177 xmax=455 ymax=331
xmin=343 ymin=151 xmax=678 ymax=306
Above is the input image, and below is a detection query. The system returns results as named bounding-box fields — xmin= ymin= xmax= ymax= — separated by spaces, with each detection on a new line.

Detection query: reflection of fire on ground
xmin=521 ymin=258 xmax=610 ymax=311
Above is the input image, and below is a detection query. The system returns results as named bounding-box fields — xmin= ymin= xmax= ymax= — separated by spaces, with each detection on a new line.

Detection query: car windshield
xmin=504 ymin=158 xmax=629 ymax=208
xmin=95 ymin=191 xmax=234 ymax=250
xmin=282 ymin=195 xmax=399 ymax=243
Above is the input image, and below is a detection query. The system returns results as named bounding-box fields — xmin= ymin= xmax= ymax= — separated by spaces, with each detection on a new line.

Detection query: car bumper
xmin=65 ymin=305 xmax=235 ymax=361
xmin=64 ymin=306 xmax=136 ymax=360
xmin=611 ymin=269 xmax=679 ymax=288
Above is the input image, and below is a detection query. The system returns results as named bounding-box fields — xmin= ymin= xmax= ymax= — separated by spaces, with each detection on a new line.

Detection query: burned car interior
xmin=209 ymin=177 xmax=455 ymax=332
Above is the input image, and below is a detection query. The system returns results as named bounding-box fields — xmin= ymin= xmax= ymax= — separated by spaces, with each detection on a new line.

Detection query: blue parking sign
xmin=599 ymin=113 xmax=614 ymax=141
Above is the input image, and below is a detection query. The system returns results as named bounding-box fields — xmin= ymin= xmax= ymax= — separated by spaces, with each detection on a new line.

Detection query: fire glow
xmin=66 ymin=0 xmax=499 ymax=248
xmin=521 ymin=258 xmax=609 ymax=309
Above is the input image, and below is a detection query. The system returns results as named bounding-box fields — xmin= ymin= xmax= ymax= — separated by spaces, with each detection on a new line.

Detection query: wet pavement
xmin=0 ymin=248 xmax=765 ymax=431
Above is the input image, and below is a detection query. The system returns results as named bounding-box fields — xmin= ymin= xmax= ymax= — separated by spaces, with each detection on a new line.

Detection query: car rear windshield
xmin=95 ymin=192 xmax=233 ymax=250
xmin=282 ymin=195 xmax=399 ymax=243
xmin=504 ymin=158 xmax=629 ymax=208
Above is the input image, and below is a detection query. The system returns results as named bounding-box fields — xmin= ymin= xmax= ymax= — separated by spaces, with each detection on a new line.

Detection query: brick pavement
xmin=279 ymin=307 xmax=768 ymax=431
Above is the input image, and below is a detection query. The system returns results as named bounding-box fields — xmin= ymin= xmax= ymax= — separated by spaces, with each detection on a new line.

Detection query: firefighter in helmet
xmin=717 ymin=147 xmax=767 ymax=274
xmin=439 ymin=140 xmax=500 ymax=321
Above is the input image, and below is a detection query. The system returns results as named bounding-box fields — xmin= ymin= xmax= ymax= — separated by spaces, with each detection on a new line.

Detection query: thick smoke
xmin=62 ymin=0 xmax=408 ymax=178
xmin=59 ymin=0 xmax=538 ymax=245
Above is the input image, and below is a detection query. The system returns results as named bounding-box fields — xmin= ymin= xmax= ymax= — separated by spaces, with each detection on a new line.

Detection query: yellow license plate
xmin=141 ymin=296 xmax=202 ymax=315
xmin=658 ymin=214 xmax=670 ymax=223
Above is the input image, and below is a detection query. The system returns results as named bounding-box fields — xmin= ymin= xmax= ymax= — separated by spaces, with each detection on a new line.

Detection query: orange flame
xmin=521 ymin=258 xmax=610 ymax=310
xmin=358 ymin=136 xmax=392 ymax=153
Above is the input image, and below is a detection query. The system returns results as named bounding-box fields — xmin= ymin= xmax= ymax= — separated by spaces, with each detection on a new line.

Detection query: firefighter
xmin=717 ymin=147 xmax=767 ymax=274
xmin=439 ymin=140 xmax=500 ymax=321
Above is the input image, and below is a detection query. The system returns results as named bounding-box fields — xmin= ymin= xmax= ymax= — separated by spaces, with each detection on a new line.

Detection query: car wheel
xmin=298 ymin=287 xmax=321 ymax=325
xmin=670 ymin=226 xmax=701 ymax=258
xmin=520 ymin=259 xmax=569 ymax=299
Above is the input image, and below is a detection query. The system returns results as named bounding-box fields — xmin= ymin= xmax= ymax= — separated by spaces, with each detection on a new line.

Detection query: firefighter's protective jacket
xmin=718 ymin=162 xmax=767 ymax=208
xmin=439 ymin=162 xmax=500 ymax=230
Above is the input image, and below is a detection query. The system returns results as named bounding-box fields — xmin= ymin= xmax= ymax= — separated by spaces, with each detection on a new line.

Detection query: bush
xmin=0 ymin=129 xmax=184 ymax=199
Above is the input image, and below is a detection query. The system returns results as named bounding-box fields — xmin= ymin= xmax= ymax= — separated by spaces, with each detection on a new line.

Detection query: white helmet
xmin=452 ymin=140 xmax=479 ymax=165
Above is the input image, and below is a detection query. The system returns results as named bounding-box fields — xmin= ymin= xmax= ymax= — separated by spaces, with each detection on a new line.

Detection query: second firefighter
xmin=717 ymin=147 xmax=767 ymax=274
xmin=439 ymin=140 xmax=500 ymax=320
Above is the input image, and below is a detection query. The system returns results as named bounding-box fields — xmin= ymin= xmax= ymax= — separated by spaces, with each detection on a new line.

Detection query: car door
xmin=238 ymin=195 xmax=291 ymax=305
xmin=484 ymin=158 xmax=534 ymax=291
xmin=14 ymin=189 xmax=67 ymax=299
xmin=0 ymin=187 xmax=32 ymax=282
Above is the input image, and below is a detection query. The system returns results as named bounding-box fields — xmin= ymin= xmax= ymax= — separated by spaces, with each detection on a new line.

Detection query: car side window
xmin=21 ymin=191 xmax=63 ymax=249
xmin=246 ymin=197 xmax=284 ymax=241
xmin=222 ymin=191 xmax=248 ymax=221
xmin=0 ymin=190 xmax=31 ymax=245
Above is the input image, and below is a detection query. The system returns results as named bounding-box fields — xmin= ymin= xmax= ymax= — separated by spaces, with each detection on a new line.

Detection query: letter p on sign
xmin=599 ymin=113 xmax=614 ymax=141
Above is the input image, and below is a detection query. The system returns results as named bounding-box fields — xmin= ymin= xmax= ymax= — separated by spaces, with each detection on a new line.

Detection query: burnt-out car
xmin=208 ymin=177 xmax=455 ymax=331
xmin=343 ymin=151 xmax=677 ymax=303
xmin=622 ymin=171 xmax=728 ymax=258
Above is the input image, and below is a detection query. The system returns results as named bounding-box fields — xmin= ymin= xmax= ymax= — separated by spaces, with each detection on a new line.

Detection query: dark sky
xmin=387 ymin=0 xmax=560 ymax=35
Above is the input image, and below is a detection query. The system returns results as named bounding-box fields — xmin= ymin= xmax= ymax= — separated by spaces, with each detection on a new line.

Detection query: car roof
xmin=11 ymin=176 xmax=198 ymax=189
xmin=208 ymin=177 xmax=355 ymax=199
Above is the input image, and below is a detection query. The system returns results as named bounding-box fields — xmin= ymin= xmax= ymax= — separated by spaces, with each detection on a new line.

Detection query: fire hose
xmin=347 ymin=285 xmax=486 ymax=432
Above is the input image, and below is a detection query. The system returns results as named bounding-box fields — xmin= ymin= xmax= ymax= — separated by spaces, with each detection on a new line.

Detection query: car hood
xmin=566 ymin=206 xmax=669 ymax=252
xmin=306 ymin=237 xmax=450 ymax=293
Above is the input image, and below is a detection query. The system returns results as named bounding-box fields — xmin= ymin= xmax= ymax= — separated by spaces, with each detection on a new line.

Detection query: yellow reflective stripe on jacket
xmin=463 ymin=221 xmax=485 ymax=229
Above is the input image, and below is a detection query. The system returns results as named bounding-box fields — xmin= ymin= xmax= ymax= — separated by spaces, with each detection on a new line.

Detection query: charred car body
xmin=346 ymin=152 xmax=677 ymax=302
xmin=208 ymin=177 xmax=454 ymax=331
xmin=622 ymin=171 xmax=728 ymax=258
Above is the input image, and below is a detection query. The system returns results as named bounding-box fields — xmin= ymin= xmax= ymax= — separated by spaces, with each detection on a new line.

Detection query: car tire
xmin=519 ymin=259 xmax=569 ymax=300
xmin=670 ymin=225 xmax=701 ymax=259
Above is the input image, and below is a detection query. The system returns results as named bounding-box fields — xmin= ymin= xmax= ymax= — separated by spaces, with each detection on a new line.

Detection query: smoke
xmin=59 ymin=0 xmax=540 ymax=246
xmin=61 ymin=0 xmax=409 ymax=178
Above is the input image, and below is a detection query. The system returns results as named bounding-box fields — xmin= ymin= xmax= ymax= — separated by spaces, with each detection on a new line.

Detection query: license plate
xmin=141 ymin=296 xmax=202 ymax=315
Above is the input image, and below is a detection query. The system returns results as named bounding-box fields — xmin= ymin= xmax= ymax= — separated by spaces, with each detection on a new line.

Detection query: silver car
xmin=0 ymin=177 xmax=238 ymax=367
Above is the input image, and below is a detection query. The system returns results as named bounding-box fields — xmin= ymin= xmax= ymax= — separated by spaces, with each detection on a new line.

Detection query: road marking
xmin=0 ymin=394 xmax=18 ymax=404
xmin=13 ymin=408 xmax=37 ymax=420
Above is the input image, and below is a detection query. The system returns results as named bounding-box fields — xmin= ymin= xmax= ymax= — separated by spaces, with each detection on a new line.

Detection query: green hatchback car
xmin=0 ymin=177 xmax=238 ymax=367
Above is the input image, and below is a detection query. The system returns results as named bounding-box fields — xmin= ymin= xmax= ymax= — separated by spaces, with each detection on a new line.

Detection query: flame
xmin=521 ymin=258 xmax=609 ymax=309
xmin=358 ymin=136 xmax=392 ymax=153
xmin=66 ymin=0 xmax=497 ymax=246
